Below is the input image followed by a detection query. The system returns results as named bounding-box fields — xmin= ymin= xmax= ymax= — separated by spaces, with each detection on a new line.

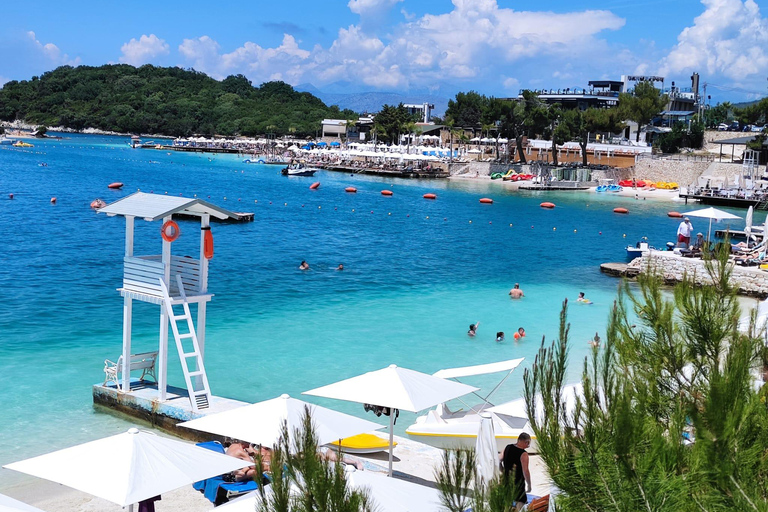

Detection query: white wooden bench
xmin=103 ymin=351 xmax=158 ymax=390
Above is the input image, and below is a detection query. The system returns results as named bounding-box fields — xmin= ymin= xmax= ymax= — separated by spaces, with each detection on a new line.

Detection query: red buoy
xmin=540 ymin=202 xmax=555 ymax=209
xmin=310 ymin=182 xmax=320 ymax=190
xmin=108 ymin=182 xmax=124 ymax=189
xmin=614 ymin=207 xmax=629 ymax=214
xmin=423 ymin=193 xmax=437 ymax=199
xmin=667 ymin=211 xmax=683 ymax=218
xmin=381 ymin=190 xmax=393 ymax=196
xmin=345 ymin=187 xmax=357 ymax=193
xmin=479 ymin=198 xmax=493 ymax=204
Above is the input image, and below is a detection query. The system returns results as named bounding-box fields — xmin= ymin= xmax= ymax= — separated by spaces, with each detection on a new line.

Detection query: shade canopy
xmin=3 ymin=428 xmax=250 ymax=507
xmin=0 ymin=494 xmax=48 ymax=512
xmin=433 ymin=358 xmax=525 ymax=379
xmin=98 ymin=191 xmax=237 ymax=221
xmin=488 ymin=383 xmax=584 ymax=425
xmin=682 ymin=207 xmax=742 ymax=242
xmin=304 ymin=364 xmax=478 ymax=413
xmin=217 ymin=467 xmax=443 ymax=512
xmin=177 ymin=394 xmax=383 ymax=447
xmin=682 ymin=207 xmax=742 ymax=222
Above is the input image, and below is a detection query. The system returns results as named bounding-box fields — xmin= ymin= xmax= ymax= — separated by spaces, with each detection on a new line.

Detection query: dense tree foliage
xmin=0 ymin=65 xmax=356 ymax=137
xmin=618 ymin=81 xmax=669 ymax=141
xmin=524 ymin=253 xmax=768 ymax=512
xmin=371 ymin=103 xmax=420 ymax=144
xmin=656 ymin=120 xmax=706 ymax=153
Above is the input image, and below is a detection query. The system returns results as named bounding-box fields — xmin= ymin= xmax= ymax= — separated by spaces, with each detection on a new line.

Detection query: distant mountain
xmin=295 ymin=84 xmax=449 ymax=117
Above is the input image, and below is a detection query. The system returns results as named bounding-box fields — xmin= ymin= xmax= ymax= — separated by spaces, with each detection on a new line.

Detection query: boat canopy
xmin=434 ymin=358 xmax=524 ymax=379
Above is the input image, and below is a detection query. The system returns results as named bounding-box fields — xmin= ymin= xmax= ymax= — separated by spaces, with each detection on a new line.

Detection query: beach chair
xmin=193 ymin=441 xmax=262 ymax=505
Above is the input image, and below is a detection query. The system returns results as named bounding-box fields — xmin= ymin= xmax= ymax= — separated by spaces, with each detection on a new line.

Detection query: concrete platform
xmin=93 ymin=380 xmax=246 ymax=441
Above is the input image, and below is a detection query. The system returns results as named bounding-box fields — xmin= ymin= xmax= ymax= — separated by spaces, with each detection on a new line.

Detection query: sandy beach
xmin=3 ymin=435 xmax=553 ymax=511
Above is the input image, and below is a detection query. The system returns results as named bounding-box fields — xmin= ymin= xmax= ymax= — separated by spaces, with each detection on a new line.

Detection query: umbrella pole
xmin=708 ymin=217 xmax=713 ymax=242
xmin=388 ymin=413 xmax=394 ymax=477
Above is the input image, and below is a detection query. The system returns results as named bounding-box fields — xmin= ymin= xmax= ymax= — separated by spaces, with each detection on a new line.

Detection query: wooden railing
xmin=123 ymin=255 xmax=203 ymax=297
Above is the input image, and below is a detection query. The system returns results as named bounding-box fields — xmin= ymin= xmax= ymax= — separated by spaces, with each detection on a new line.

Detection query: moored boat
xmin=405 ymin=358 xmax=535 ymax=453
xmin=281 ymin=163 xmax=318 ymax=176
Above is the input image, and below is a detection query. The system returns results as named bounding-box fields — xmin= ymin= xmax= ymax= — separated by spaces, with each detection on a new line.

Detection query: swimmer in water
xmin=577 ymin=292 xmax=592 ymax=304
xmin=590 ymin=332 xmax=601 ymax=348
xmin=468 ymin=322 xmax=479 ymax=337
xmin=496 ymin=331 xmax=505 ymax=343
xmin=299 ymin=260 xmax=310 ymax=271
xmin=337 ymin=263 xmax=344 ymax=270
xmin=514 ymin=327 xmax=525 ymax=340
xmin=509 ymin=283 xmax=524 ymax=299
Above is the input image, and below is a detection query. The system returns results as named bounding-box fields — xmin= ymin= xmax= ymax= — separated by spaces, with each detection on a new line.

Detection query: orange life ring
xmin=161 ymin=220 xmax=180 ymax=242
xmin=381 ymin=190 xmax=393 ymax=196
xmin=614 ymin=208 xmax=629 ymax=214
xmin=423 ymin=193 xmax=437 ymax=199
xmin=345 ymin=187 xmax=357 ymax=193
xmin=479 ymin=198 xmax=493 ymax=204
xmin=668 ymin=211 xmax=683 ymax=218
xmin=202 ymin=227 xmax=214 ymax=259
xmin=540 ymin=202 xmax=555 ymax=209
xmin=310 ymin=182 xmax=320 ymax=190
xmin=108 ymin=182 xmax=124 ymax=189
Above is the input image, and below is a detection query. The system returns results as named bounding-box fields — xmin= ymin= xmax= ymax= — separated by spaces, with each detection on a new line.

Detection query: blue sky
xmin=1 ymin=0 xmax=767 ymax=104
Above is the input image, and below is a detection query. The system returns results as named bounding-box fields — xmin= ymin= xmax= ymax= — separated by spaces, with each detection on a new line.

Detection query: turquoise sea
xmin=0 ymin=134 xmax=754 ymax=489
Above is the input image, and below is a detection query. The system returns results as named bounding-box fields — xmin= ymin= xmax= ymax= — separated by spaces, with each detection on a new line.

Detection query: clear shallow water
xmin=0 ymin=134 xmax=755 ymax=488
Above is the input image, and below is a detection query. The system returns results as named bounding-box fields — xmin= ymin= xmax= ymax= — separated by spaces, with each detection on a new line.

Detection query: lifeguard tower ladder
xmin=98 ymin=192 xmax=236 ymax=411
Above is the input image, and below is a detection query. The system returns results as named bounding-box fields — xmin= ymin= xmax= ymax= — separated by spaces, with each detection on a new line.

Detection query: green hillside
xmin=0 ymin=64 xmax=356 ymax=137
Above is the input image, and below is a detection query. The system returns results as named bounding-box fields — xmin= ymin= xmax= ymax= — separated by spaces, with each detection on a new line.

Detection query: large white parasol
xmin=682 ymin=207 xmax=742 ymax=242
xmin=177 ymin=394 xmax=382 ymax=448
xmin=3 ymin=428 xmax=250 ymax=510
xmin=0 ymin=493 xmax=48 ymax=512
xmin=304 ymin=364 xmax=478 ymax=476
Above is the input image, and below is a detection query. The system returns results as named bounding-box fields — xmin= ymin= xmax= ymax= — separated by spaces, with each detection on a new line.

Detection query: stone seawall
xmin=632 ymin=159 xmax=710 ymax=188
xmin=629 ymin=251 xmax=768 ymax=298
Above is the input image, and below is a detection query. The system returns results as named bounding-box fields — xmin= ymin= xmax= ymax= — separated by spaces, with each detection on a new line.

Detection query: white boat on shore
xmin=405 ymin=358 xmax=535 ymax=453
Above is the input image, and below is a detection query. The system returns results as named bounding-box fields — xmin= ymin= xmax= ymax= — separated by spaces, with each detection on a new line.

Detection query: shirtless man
xmin=509 ymin=283 xmax=524 ymax=299
xmin=225 ymin=441 xmax=257 ymax=482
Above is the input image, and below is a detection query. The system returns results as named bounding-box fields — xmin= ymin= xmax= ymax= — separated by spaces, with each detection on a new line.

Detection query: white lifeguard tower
xmin=98 ymin=192 xmax=236 ymax=411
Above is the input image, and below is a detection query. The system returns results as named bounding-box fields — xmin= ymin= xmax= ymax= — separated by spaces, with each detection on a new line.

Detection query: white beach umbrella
xmin=475 ymin=413 xmax=498 ymax=489
xmin=488 ymin=383 xmax=585 ymax=426
xmin=218 ymin=466 xmax=442 ymax=512
xmin=304 ymin=364 xmax=478 ymax=476
xmin=177 ymin=394 xmax=382 ymax=448
xmin=745 ymin=205 xmax=754 ymax=239
xmin=3 ymin=428 xmax=250 ymax=510
xmin=682 ymin=207 xmax=742 ymax=242
xmin=0 ymin=493 xmax=48 ymax=512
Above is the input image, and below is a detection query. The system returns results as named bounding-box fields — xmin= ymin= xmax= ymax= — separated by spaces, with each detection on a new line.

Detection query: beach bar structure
xmin=95 ymin=192 xmax=238 ymax=417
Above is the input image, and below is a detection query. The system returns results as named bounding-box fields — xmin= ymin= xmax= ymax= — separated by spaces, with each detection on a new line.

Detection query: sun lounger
xmin=193 ymin=441 xmax=263 ymax=505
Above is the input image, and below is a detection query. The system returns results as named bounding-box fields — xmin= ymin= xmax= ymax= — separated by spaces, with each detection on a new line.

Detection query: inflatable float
xmin=540 ymin=202 xmax=555 ymax=209
xmin=423 ymin=193 xmax=437 ymax=199
xmin=381 ymin=190 xmax=393 ymax=196
xmin=345 ymin=187 xmax=357 ymax=193
xmin=614 ymin=208 xmax=629 ymax=214
xmin=108 ymin=182 xmax=124 ymax=189
xmin=309 ymin=182 xmax=320 ymax=190
xmin=479 ymin=198 xmax=493 ymax=204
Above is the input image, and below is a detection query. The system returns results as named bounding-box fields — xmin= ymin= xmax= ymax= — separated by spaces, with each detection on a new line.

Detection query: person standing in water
xmin=468 ymin=322 xmax=479 ymax=337
xmin=509 ymin=283 xmax=524 ymax=299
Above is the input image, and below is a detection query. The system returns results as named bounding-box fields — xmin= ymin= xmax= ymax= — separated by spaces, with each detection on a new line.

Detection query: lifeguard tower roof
xmin=98 ymin=191 xmax=237 ymax=221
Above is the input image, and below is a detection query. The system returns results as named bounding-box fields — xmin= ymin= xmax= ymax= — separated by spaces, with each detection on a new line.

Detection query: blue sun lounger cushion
xmin=193 ymin=441 xmax=260 ymax=504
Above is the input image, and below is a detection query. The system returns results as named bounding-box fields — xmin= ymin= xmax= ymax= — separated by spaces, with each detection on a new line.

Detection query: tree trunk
xmin=580 ymin=139 xmax=588 ymax=166
xmin=516 ymin=135 xmax=527 ymax=164
xmin=636 ymin=125 xmax=641 ymax=143
xmin=551 ymin=140 xmax=559 ymax=166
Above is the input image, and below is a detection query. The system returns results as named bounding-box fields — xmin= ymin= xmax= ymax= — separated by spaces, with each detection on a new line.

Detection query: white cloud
xmin=119 ymin=34 xmax=170 ymax=66
xmin=176 ymin=1 xmax=626 ymax=93
xmin=502 ymin=77 xmax=520 ymax=90
xmin=348 ymin=0 xmax=402 ymax=16
xmin=26 ymin=31 xmax=79 ymax=66
xmin=660 ymin=0 xmax=768 ymax=81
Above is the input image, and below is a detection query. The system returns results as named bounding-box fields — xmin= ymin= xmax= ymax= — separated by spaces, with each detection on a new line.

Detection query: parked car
xmin=717 ymin=123 xmax=729 ymax=131
xmin=751 ymin=124 xmax=766 ymax=132
xmin=730 ymin=122 xmax=741 ymax=131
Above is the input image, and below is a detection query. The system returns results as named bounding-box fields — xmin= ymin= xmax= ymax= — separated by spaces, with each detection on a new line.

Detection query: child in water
xmin=496 ymin=331 xmax=505 ymax=343
xmin=577 ymin=292 xmax=592 ymax=304
xmin=514 ymin=327 xmax=525 ymax=340
xmin=468 ymin=322 xmax=479 ymax=337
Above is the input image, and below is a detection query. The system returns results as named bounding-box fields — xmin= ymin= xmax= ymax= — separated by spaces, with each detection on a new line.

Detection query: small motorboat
xmin=281 ymin=163 xmax=317 ymax=176
xmin=627 ymin=238 xmax=651 ymax=261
